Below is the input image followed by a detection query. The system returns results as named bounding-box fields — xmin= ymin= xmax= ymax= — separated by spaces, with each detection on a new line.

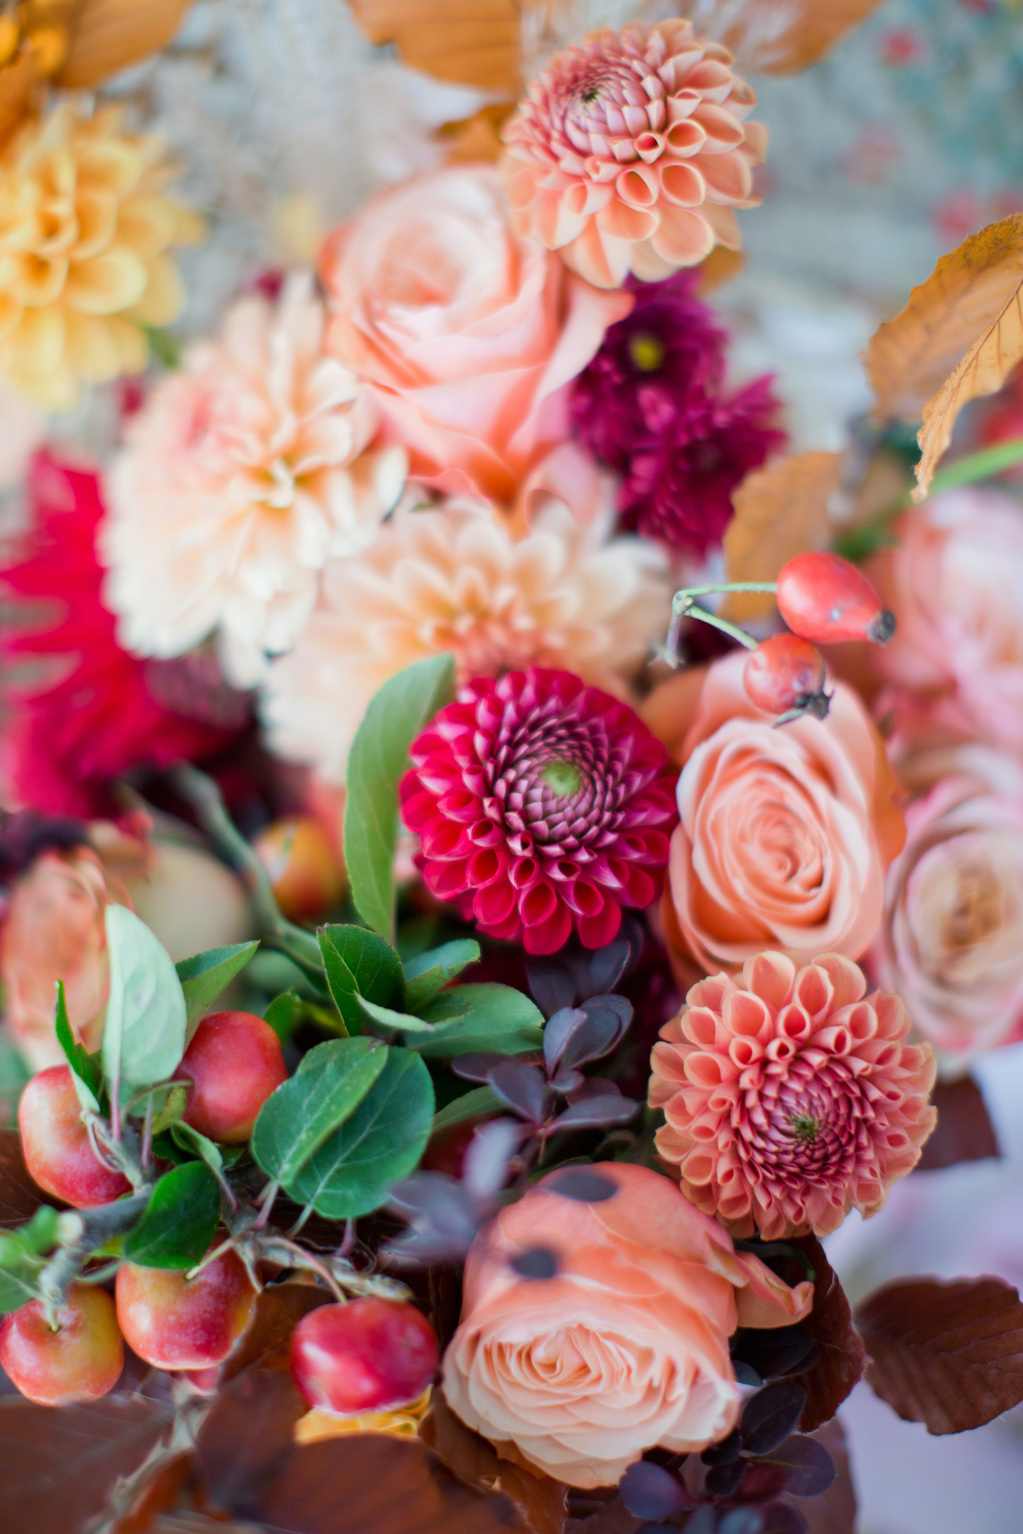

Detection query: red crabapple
xmin=776 ymin=552 xmax=895 ymax=646
xmin=18 ymin=1065 xmax=131 ymax=1208
xmin=0 ymin=1284 xmax=123 ymax=1405
xmin=254 ymin=816 xmax=345 ymax=922
xmin=290 ymin=1298 xmax=439 ymax=1414
xmin=178 ymin=1010 xmax=287 ymax=1144
xmin=743 ymin=633 xmax=830 ymax=720
xmin=115 ymin=1247 xmax=257 ymax=1370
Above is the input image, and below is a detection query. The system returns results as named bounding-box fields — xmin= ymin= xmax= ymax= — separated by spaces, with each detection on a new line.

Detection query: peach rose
xmin=875 ymin=489 xmax=1023 ymax=751
xmin=442 ymin=1161 xmax=812 ymax=1488
xmin=656 ymin=652 xmax=904 ymax=975
xmin=0 ymin=843 xmax=133 ymax=1072
xmin=320 ymin=165 xmax=632 ymax=512
xmin=875 ymin=745 xmax=1023 ymax=1071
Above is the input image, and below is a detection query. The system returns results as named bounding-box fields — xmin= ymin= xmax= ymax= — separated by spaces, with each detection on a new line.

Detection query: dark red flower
xmin=0 ymin=452 xmax=245 ymax=817
xmin=400 ymin=668 xmax=677 ymax=955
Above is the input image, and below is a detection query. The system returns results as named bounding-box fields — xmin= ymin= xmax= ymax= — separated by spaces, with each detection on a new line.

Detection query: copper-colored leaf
xmin=57 ymin=0 xmax=193 ymax=89
xmin=720 ymin=452 xmax=840 ymax=623
xmin=856 ymin=1275 xmax=1023 ymax=1434
xmin=423 ymin=1389 xmax=569 ymax=1534
xmin=347 ymin=0 xmax=524 ymax=94
xmin=0 ymin=1128 xmax=46 ymax=1227
xmin=916 ymin=1075 xmax=1000 ymax=1172
xmin=703 ymin=0 xmax=885 ymax=75
xmin=791 ymin=1235 xmax=865 ymax=1432
xmin=196 ymin=1369 xmax=305 ymax=1513
xmin=694 ymin=244 xmax=744 ymax=296
xmin=221 ymin=1281 xmax=330 ymax=1381
xmin=0 ymin=1394 xmax=173 ymax=1534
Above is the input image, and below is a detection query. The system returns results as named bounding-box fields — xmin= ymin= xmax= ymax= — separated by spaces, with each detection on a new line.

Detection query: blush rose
xmin=441 ymin=1161 xmax=812 ymax=1488
xmin=319 ymin=165 xmax=632 ymax=513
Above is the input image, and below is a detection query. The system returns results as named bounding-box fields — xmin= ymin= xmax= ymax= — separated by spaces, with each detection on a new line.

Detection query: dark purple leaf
xmin=719 ymin=1510 xmax=765 ymax=1534
xmin=790 ymin=1235 xmax=864 ymax=1431
xmin=546 ymin=1167 xmax=619 ymax=1202
xmin=686 ymin=1508 xmax=718 ymax=1534
xmin=761 ymin=1437 xmax=835 ymax=1498
xmin=462 ymin=1118 xmax=526 ymax=1204
xmin=527 ymin=958 xmax=577 ymax=1017
xmin=486 ymin=1061 xmax=549 ymax=1123
xmin=734 ymin=1361 xmax=762 ymax=1387
xmin=585 ymin=939 xmax=634 ymax=996
xmin=619 ymin=1462 xmax=688 ymax=1520
xmin=584 ymin=993 xmax=633 ymax=1029
xmin=701 ymin=1429 xmax=741 ymax=1466
xmin=547 ymin=1065 xmax=585 ymax=1094
xmin=741 ymin=1383 xmax=807 ymax=1456
xmin=705 ymin=1460 xmax=744 ymax=1497
xmin=762 ymin=1506 xmax=809 ymax=1534
xmin=543 ymin=1007 xmax=589 ymax=1074
xmin=384 ymin=1172 xmax=481 ymax=1262
xmin=510 ymin=1246 xmax=559 ymax=1280
xmin=549 ymin=1095 xmax=639 ymax=1132
xmin=567 ymin=1077 xmax=623 ymax=1102
xmin=637 ymin=1525 xmax=678 ymax=1534
xmin=452 ymin=1052 xmax=512 ymax=1083
xmin=916 ymin=1075 xmax=999 ymax=1171
xmin=557 ymin=1011 xmax=624 ymax=1073
xmin=731 ymin=1326 xmax=814 ymax=1382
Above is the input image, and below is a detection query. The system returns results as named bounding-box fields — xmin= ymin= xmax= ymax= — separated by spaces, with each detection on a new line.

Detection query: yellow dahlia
xmin=0 ymin=101 xmax=204 ymax=407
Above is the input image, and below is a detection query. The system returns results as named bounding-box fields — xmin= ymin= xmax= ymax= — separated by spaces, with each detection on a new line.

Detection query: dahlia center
xmin=540 ymin=759 xmax=583 ymax=797
xmin=790 ymin=1113 xmax=821 ymax=1144
xmin=628 ymin=333 xmax=666 ymax=372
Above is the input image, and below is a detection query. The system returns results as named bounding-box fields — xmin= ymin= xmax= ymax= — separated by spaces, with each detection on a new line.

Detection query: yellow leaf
xmin=695 ymin=0 xmax=885 ymax=75
xmin=347 ymin=0 xmax=524 ymax=93
xmin=721 ymin=452 xmax=841 ymax=623
xmin=57 ymin=0 xmax=193 ymax=89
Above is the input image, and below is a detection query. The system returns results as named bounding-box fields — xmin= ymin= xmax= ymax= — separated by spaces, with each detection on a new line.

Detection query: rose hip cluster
xmin=1 ymin=1008 xmax=439 ymax=1413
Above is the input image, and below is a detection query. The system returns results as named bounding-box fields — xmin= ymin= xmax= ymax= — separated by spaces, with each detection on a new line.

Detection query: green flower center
xmin=541 ymin=760 xmax=583 ymax=797
xmin=790 ymin=1113 xmax=821 ymax=1144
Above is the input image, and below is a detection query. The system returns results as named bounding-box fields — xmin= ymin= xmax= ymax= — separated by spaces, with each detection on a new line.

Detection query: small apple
xmin=178 ymin=1010 xmax=288 ymax=1144
xmin=18 ymin=1065 xmax=131 ymax=1208
xmin=254 ymin=816 xmax=345 ymax=922
xmin=291 ymin=1298 xmax=438 ymax=1414
xmin=0 ymin=1284 xmax=123 ymax=1405
xmin=115 ymin=1247 xmax=256 ymax=1370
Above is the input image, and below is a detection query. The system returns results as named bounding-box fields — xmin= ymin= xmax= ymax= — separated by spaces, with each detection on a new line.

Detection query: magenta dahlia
xmin=400 ymin=668 xmax=677 ymax=954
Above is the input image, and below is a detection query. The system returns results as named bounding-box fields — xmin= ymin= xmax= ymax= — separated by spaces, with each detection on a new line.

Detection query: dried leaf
xmin=423 ymin=1390 xmax=569 ymax=1534
xmin=698 ymin=0 xmax=885 ymax=75
xmin=58 ymin=0 xmax=192 ymax=89
xmin=790 ymin=1235 xmax=865 ymax=1432
xmin=221 ymin=1282 xmax=331 ymax=1381
xmin=0 ymin=1394 xmax=173 ymax=1534
xmin=196 ymin=1369 xmax=305 ymax=1514
xmin=347 ymin=0 xmax=524 ymax=93
xmin=856 ymin=1275 xmax=1023 ymax=1434
xmin=916 ymin=1075 xmax=1000 ymax=1172
xmin=721 ymin=453 xmax=840 ymax=623
xmin=0 ymin=1129 xmax=46 ymax=1227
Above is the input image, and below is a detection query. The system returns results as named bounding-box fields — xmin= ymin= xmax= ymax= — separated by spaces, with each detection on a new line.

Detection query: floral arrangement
xmin=1 ymin=5 xmax=1023 ymax=1532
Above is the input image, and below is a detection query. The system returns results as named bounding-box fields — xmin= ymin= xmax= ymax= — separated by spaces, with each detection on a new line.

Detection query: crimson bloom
xmin=0 ymin=452 xmax=243 ymax=817
xmin=401 ymin=668 xmax=677 ymax=954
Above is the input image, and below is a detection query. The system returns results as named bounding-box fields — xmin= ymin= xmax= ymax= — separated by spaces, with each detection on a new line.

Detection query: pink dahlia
xmin=400 ymin=668 xmax=677 ymax=954
xmin=649 ymin=952 xmax=936 ymax=1240
xmin=501 ymin=20 xmax=765 ymax=289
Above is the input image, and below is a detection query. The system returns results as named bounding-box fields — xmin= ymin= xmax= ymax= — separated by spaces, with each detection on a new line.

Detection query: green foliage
xmin=251 ymin=1037 xmax=389 ymax=1186
xmin=0 ymin=1207 xmax=59 ymax=1313
xmin=103 ymin=906 xmax=187 ymax=1092
xmin=54 ymin=981 xmax=101 ymax=1111
xmin=343 ymin=653 xmax=456 ymax=940
xmin=432 ymin=1085 xmax=502 ymax=1131
xmin=406 ymin=983 xmax=545 ymax=1059
xmin=403 ymin=939 xmax=480 ymax=1010
xmin=123 ymin=1163 xmax=220 ymax=1269
xmin=317 ymin=925 xmax=404 ymax=1035
xmin=176 ymin=941 xmax=260 ymax=1037
xmin=263 ymin=990 xmax=304 ymax=1044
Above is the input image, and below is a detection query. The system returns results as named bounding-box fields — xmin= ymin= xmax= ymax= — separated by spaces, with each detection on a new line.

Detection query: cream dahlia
xmin=401 ymin=668 xmax=677 ymax=953
xmin=501 ymin=20 xmax=764 ymax=289
xmin=649 ymin=952 xmax=936 ymax=1240
xmin=0 ymin=102 xmax=204 ymax=407
xmin=260 ymin=497 xmax=670 ymax=783
xmin=101 ymin=273 xmax=405 ymax=688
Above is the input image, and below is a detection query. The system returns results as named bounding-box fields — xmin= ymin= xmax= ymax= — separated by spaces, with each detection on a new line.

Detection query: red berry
xmin=291 ymin=1298 xmax=438 ymax=1414
xmin=179 ymin=1010 xmax=288 ymax=1144
xmin=18 ymin=1065 xmax=131 ymax=1208
xmin=743 ymin=634 xmax=830 ymax=720
xmin=115 ymin=1247 xmax=257 ymax=1370
xmin=0 ymin=1285 xmax=123 ymax=1405
xmin=776 ymin=552 xmax=895 ymax=646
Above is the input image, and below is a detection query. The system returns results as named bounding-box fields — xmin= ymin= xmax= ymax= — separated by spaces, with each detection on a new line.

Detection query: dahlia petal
xmin=742 ymin=951 xmax=795 ymax=1010
xmin=596 ymin=199 xmax=659 ymax=244
xmin=474 ymin=879 xmax=517 ymax=927
xmin=658 ymin=162 xmax=706 ymax=208
xmin=650 ymin=206 xmax=715 ymax=267
xmin=577 ymin=901 xmax=622 ymax=949
xmin=694 ymin=150 xmax=752 ymax=205
xmin=522 ymin=901 xmax=573 ymax=955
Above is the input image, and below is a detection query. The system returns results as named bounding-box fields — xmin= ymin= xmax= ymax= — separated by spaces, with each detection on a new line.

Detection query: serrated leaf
xmin=284 ymin=1048 xmax=434 ymax=1218
xmin=409 ymin=984 xmax=544 ymax=1060
xmin=176 ymin=941 xmax=260 ymax=1037
xmin=263 ymin=991 xmax=304 ymax=1044
xmin=252 ymin=1039 xmax=388 ymax=1186
xmin=54 ymin=981 xmax=102 ymax=1110
xmin=432 ymin=1085 xmax=501 ymax=1132
xmin=103 ymin=906 xmax=186 ymax=1092
xmin=317 ymin=925 xmax=405 ymax=1036
xmin=344 ymin=653 xmax=456 ymax=941
xmin=404 ymin=940 xmax=480 ymax=1010
xmin=123 ymin=1162 xmax=220 ymax=1269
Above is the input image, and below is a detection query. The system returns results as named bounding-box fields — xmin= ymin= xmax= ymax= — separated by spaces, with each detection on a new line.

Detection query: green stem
xmin=671 ymin=581 xmax=778 ymax=609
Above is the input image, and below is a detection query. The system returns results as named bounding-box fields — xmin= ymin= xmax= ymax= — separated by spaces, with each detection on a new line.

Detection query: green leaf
xmin=54 ymin=980 xmax=101 ymax=1112
xmin=103 ymin=906 xmax=187 ymax=1092
xmin=284 ymin=1048 xmax=434 ymax=1219
xmin=251 ymin=1038 xmax=389 ymax=1186
xmin=357 ymin=997 xmax=439 ymax=1035
xmin=123 ymin=1162 xmax=220 ymax=1269
xmin=317 ymin=925 xmax=405 ymax=1036
xmin=404 ymin=940 xmax=480 ymax=1011
xmin=0 ymin=1236 xmax=43 ymax=1313
xmin=264 ymin=990 xmax=304 ymax=1044
xmin=176 ymin=941 xmax=260 ymax=1037
xmin=21 ymin=1206 xmax=59 ymax=1254
xmin=146 ymin=326 xmax=182 ymax=369
xmin=344 ymin=654 xmax=456 ymax=940
xmin=409 ymin=984 xmax=545 ymax=1060
xmin=432 ymin=1085 xmax=501 ymax=1131
xmin=150 ymin=1083 xmax=190 ymax=1136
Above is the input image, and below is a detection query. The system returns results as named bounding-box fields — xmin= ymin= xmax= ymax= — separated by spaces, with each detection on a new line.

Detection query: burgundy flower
xmin=400 ymin=668 xmax=677 ymax=955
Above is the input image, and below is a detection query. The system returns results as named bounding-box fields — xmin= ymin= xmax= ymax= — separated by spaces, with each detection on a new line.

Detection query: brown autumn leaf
xmin=221 ymin=1281 xmax=331 ymax=1381
xmin=196 ymin=1368 xmax=306 ymax=1514
xmin=720 ymin=452 xmax=840 ymax=624
xmin=57 ymin=0 xmax=193 ymax=89
xmin=916 ymin=1075 xmax=1000 ymax=1172
xmin=422 ymin=1389 xmax=570 ymax=1534
xmin=347 ymin=0 xmax=524 ymax=94
xmin=855 ymin=1274 xmax=1023 ymax=1434
xmin=694 ymin=244 xmax=744 ymax=296
xmin=790 ymin=1235 xmax=865 ymax=1432
xmin=0 ymin=1128 xmax=47 ymax=1227
xmin=701 ymin=0 xmax=885 ymax=75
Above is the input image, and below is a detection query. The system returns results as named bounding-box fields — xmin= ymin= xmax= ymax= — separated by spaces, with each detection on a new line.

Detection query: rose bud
xmin=776 ymin=552 xmax=895 ymax=646
xmin=743 ymin=634 xmax=830 ymax=721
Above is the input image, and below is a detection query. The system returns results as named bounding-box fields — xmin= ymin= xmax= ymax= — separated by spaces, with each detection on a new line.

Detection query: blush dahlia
xmin=401 ymin=669 xmax=677 ymax=954
xmin=649 ymin=951 xmax=936 ymax=1240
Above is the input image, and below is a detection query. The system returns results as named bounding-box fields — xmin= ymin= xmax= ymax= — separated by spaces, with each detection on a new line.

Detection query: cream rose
xmin=319 ymin=165 xmax=632 ymax=514
xmin=442 ymin=1162 xmax=811 ymax=1489
xmin=654 ymin=652 xmax=903 ymax=974
xmin=875 ymin=745 xmax=1023 ymax=1071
